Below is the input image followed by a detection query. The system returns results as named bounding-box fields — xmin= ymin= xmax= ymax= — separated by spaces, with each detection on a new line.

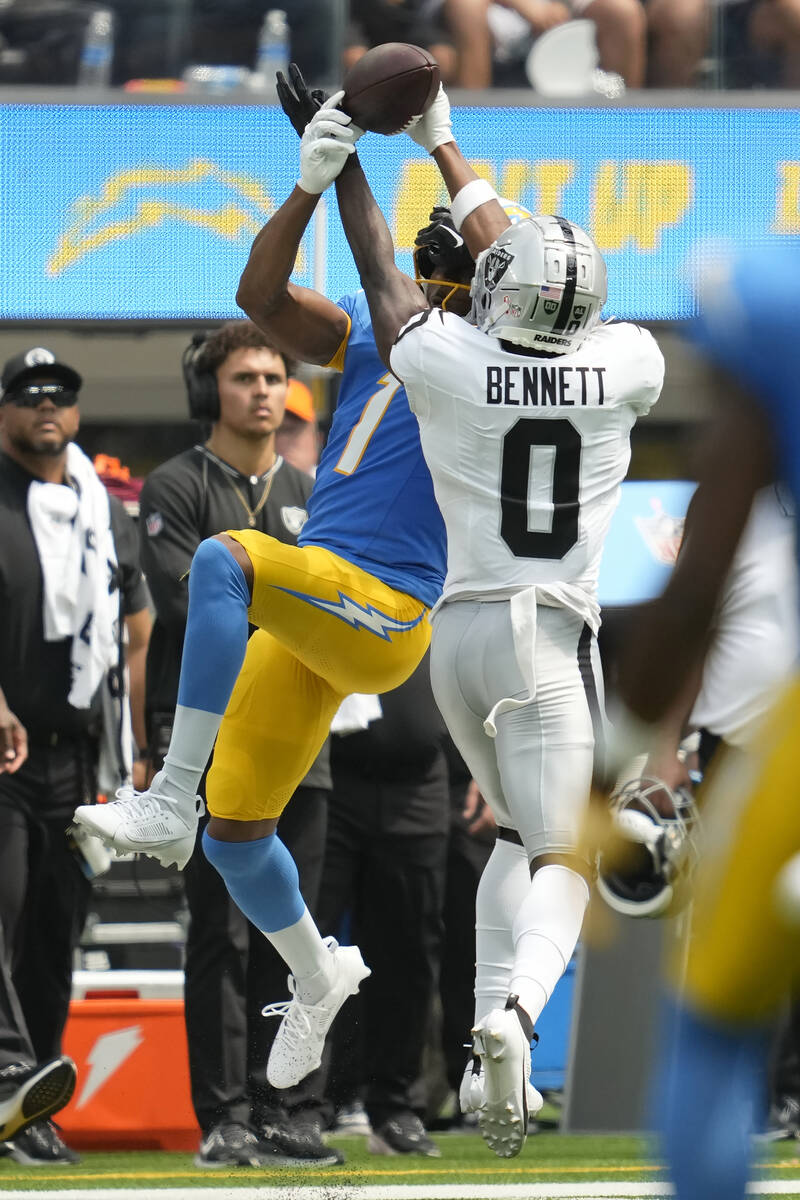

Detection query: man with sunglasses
xmin=0 ymin=348 xmax=150 ymax=1164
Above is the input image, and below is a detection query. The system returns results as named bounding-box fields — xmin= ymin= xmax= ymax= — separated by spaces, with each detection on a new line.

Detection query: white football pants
xmin=430 ymin=598 xmax=605 ymax=861
xmin=430 ymin=598 xmax=603 ymax=1026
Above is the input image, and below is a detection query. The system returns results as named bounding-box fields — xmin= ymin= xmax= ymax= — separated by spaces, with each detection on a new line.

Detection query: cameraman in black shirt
xmin=139 ymin=322 xmax=338 ymax=1168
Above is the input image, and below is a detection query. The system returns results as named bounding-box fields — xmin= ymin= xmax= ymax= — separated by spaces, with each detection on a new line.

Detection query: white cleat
xmin=471 ymin=1003 xmax=543 ymax=1159
xmin=72 ymin=772 xmax=204 ymax=870
xmin=459 ymin=1052 xmax=485 ymax=1114
xmin=263 ymin=939 xmax=371 ymax=1088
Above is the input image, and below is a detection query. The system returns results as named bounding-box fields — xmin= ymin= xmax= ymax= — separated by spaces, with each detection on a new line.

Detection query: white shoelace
xmin=109 ymin=788 xmax=168 ymax=822
xmin=111 ymin=784 xmax=204 ymax=822
xmin=261 ymin=987 xmax=331 ymax=1051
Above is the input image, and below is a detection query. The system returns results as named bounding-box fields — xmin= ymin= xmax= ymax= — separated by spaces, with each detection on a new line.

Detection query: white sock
xmin=159 ymin=704 xmax=222 ymax=801
xmin=510 ymin=864 xmax=589 ymax=1026
xmin=474 ymin=839 xmax=531 ymax=1025
xmin=265 ymin=908 xmax=336 ymax=1004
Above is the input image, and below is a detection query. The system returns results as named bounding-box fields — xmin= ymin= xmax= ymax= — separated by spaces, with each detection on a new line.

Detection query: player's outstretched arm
xmin=335 ymin=154 xmax=428 ymax=367
xmin=408 ymin=86 xmax=510 ymax=259
xmin=236 ymin=84 xmax=352 ymax=366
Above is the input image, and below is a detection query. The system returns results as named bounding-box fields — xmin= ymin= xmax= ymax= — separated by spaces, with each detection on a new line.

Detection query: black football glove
xmin=414 ymin=206 xmax=474 ymax=280
xmin=276 ymin=62 xmax=328 ymax=137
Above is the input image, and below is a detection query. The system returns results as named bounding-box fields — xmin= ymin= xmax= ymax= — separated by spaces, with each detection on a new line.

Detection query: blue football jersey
xmin=689 ymin=239 xmax=800 ymax=523
xmin=299 ymin=290 xmax=446 ymax=608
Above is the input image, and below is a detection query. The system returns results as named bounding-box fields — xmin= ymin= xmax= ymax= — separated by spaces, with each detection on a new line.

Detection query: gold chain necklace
xmin=224 ymin=462 xmax=278 ymax=527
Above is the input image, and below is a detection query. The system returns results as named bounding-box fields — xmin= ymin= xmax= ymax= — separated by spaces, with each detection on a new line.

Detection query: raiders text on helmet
xmin=470 ymin=216 xmax=607 ymax=353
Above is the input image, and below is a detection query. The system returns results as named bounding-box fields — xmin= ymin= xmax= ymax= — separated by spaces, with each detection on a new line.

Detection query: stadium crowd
xmin=0 ymin=0 xmax=797 ymax=90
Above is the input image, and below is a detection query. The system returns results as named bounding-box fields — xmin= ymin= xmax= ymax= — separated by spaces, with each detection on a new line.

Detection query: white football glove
xmin=298 ymin=91 xmax=364 ymax=195
xmin=407 ymin=83 xmax=454 ymax=154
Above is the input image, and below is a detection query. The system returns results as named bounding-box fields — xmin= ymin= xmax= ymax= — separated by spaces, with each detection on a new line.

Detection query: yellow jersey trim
xmin=323 ymin=314 xmax=352 ymax=373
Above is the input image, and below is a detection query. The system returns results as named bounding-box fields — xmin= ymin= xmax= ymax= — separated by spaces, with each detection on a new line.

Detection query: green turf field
xmin=1 ymin=1132 xmax=800 ymax=1197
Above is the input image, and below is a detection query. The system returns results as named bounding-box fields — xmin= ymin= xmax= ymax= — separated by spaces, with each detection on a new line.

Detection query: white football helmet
xmin=470 ymin=215 xmax=607 ymax=353
xmin=596 ymin=776 xmax=700 ymax=919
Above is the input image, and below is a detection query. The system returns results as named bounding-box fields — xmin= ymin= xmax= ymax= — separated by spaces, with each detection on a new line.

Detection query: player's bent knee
xmin=214 ymin=533 xmax=254 ymax=596
xmin=529 ymin=850 xmax=593 ymax=884
xmin=206 ymin=814 xmax=279 ymax=842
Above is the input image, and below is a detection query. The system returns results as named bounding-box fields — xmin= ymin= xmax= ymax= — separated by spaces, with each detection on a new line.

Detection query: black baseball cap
xmin=1 ymin=348 xmax=82 ymax=397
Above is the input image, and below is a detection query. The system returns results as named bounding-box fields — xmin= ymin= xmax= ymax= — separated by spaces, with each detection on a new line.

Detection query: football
xmin=342 ymin=43 xmax=441 ymax=137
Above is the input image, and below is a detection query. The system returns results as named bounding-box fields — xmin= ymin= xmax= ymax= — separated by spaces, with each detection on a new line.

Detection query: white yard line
xmin=2 ymin=1182 xmax=800 ymax=1199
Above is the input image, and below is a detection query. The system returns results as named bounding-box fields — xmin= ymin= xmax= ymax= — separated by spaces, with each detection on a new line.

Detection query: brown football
xmin=342 ymin=43 xmax=441 ymax=136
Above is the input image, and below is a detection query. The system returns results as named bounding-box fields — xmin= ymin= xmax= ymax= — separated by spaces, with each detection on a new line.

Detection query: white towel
xmin=483 ymin=583 xmax=599 ymax=737
xmin=27 ymin=443 xmax=119 ymax=710
xmin=330 ymin=693 xmax=383 ymax=735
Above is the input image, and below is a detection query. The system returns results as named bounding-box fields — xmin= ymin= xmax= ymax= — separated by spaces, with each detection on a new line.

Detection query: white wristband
xmin=450 ymin=179 xmax=500 ymax=232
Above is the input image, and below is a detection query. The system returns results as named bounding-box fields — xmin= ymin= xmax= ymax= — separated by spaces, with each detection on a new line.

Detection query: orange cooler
xmin=58 ymin=997 xmax=200 ymax=1150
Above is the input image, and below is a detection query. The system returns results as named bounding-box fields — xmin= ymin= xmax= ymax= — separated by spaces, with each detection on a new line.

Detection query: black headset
xmin=182 ymin=332 xmax=219 ymax=422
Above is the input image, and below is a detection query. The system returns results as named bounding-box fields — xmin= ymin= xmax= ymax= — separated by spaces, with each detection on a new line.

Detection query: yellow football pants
xmin=206 ymin=532 xmax=431 ymax=822
xmin=679 ymin=677 xmax=800 ymax=1024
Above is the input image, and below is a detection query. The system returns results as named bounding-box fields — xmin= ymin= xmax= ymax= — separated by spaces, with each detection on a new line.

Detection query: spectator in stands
xmin=718 ymin=0 xmax=800 ymax=88
xmin=0 ymin=347 xmax=150 ymax=1164
xmin=138 ymin=322 xmax=339 ymax=1168
xmin=344 ymin=0 xmax=458 ymax=80
xmin=646 ymin=0 xmax=710 ymax=87
xmin=443 ymin=0 xmax=645 ymax=88
xmin=311 ymin=653 xmax=449 ymax=1157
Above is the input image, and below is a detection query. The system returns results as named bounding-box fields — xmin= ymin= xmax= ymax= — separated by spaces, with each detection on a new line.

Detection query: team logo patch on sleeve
xmin=281 ymin=506 xmax=308 ymax=536
xmin=145 ymin=511 xmax=164 ymax=537
xmin=483 ymin=247 xmax=514 ymax=293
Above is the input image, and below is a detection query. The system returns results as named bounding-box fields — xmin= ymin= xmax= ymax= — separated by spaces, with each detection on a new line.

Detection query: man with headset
xmin=138 ymin=320 xmax=339 ymax=1169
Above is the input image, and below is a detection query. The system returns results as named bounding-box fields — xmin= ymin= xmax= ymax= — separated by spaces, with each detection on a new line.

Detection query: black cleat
xmin=368 ymin=1111 xmax=441 ymax=1157
xmin=258 ymin=1114 xmax=345 ymax=1166
xmin=6 ymin=1120 xmax=80 ymax=1164
xmin=0 ymin=1058 xmax=77 ymax=1142
xmin=195 ymin=1121 xmax=263 ymax=1168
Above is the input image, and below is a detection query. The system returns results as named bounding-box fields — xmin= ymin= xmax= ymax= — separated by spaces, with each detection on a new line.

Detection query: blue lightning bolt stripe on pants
xmin=205 ymin=530 xmax=432 ymax=823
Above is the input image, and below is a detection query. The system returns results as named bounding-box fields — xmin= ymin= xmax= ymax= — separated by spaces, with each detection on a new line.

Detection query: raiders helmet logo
xmin=574 ymin=304 xmax=587 ymax=319
xmin=483 ymin=247 xmax=513 ymax=294
xmin=281 ymin=506 xmax=308 ymax=536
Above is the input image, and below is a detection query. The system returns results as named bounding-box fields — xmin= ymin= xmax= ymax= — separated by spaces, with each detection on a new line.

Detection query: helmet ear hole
xmin=469 ymin=216 xmax=606 ymax=352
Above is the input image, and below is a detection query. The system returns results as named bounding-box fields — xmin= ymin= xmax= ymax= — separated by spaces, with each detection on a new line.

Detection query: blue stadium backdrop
xmin=1 ymin=102 xmax=798 ymax=320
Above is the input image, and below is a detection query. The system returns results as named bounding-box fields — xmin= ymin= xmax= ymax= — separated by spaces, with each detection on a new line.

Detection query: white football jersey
xmin=390 ymin=310 xmax=663 ymax=627
xmin=691 ymin=484 xmax=798 ymax=745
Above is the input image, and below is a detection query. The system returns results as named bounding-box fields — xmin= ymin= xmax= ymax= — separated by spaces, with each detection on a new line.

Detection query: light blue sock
xmin=177 ymin=538 xmax=250 ymax=715
xmin=656 ymin=994 xmax=768 ymax=1200
xmin=202 ymin=829 xmax=305 ymax=933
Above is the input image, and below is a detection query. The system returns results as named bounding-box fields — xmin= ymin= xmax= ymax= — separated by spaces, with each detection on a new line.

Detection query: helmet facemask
xmin=413 ymin=207 xmax=474 ymax=314
xmin=596 ymin=776 xmax=701 ymax=919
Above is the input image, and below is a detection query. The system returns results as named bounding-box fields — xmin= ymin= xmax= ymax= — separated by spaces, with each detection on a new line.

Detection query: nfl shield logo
xmin=145 ymin=511 xmax=164 ymax=537
xmin=281 ymin=506 xmax=308 ymax=536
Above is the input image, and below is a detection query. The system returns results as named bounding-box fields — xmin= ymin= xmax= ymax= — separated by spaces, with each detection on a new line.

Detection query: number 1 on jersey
xmin=334 ymin=374 xmax=403 ymax=475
